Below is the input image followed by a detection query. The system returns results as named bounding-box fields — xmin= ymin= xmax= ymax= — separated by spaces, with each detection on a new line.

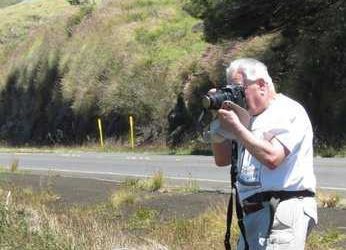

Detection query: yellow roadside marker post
xmin=97 ymin=118 xmax=104 ymax=148
xmin=129 ymin=115 xmax=135 ymax=150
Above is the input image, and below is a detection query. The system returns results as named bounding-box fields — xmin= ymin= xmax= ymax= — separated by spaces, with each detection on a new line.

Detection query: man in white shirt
xmin=211 ymin=58 xmax=317 ymax=249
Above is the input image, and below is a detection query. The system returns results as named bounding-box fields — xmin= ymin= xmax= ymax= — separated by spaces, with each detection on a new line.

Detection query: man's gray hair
xmin=226 ymin=58 xmax=274 ymax=89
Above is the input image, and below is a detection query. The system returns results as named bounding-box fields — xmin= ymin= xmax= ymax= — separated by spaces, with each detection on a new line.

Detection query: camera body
xmin=202 ymin=85 xmax=246 ymax=110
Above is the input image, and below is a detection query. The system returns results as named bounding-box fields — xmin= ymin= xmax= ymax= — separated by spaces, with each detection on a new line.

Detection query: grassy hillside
xmin=0 ymin=0 xmax=77 ymax=86
xmin=0 ymin=0 xmax=207 ymax=145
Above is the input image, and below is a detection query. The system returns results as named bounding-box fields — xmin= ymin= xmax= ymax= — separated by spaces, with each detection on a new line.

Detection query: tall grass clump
xmin=317 ymin=191 xmax=341 ymax=208
xmin=111 ymin=189 xmax=136 ymax=209
xmin=121 ymin=173 xmax=165 ymax=194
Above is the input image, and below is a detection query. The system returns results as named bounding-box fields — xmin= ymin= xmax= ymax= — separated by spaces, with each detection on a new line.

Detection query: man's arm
xmin=218 ymin=109 xmax=289 ymax=169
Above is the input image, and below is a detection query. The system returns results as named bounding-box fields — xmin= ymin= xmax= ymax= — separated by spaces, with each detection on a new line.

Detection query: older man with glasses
xmin=211 ymin=58 xmax=317 ymax=249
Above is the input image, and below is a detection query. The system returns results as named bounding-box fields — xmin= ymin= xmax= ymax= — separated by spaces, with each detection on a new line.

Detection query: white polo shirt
xmin=237 ymin=94 xmax=317 ymax=202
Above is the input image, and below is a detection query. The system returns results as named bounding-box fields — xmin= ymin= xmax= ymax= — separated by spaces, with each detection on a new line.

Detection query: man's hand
xmin=218 ymin=107 xmax=288 ymax=170
xmin=218 ymin=108 xmax=243 ymax=134
xmin=207 ymin=88 xmax=217 ymax=95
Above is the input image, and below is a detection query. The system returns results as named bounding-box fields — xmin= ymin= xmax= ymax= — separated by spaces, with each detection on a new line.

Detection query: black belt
xmin=243 ymin=190 xmax=315 ymax=215
xmin=242 ymin=202 xmax=264 ymax=215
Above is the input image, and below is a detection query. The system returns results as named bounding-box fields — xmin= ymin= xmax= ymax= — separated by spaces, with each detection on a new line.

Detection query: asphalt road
xmin=0 ymin=152 xmax=345 ymax=194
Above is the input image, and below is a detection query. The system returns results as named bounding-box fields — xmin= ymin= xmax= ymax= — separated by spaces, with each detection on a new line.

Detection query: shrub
xmin=317 ymin=192 xmax=341 ymax=208
xmin=111 ymin=189 xmax=136 ymax=209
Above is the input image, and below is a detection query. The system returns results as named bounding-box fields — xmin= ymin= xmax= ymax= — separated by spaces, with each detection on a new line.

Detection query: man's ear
xmin=258 ymin=78 xmax=265 ymax=86
xmin=258 ymin=78 xmax=266 ymax=90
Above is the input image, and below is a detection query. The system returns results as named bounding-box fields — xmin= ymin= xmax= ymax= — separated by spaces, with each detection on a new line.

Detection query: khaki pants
xmin=237 ymin=197 xmax=317 ymax=250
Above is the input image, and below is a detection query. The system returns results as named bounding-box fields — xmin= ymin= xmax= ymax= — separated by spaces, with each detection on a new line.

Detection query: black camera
xmin=202 ymin=85 xmax=246 ymax=110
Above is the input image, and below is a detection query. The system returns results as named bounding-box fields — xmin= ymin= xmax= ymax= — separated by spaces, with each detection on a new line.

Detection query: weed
xmin=317 ymin=191 xmax=341 ymax=208
xmin=111 ymin=189 xmax=136 ymax=209
xmin=129 ymin=207 xmax=158 ymax=230
xmin=122 ymin=178 xmax=142 ymax=189
xmin=122 ymin=172 xmax=165 ymax=192
xmin=148 ymin=171 xmax=165 ymax=192
xmin=179 ymin=176 xmax=200 ymax=193
xmin=10 ymin=159 xmax=19 ymax=172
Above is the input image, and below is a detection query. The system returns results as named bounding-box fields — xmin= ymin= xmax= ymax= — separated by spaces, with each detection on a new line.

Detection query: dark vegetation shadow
xmin=184 ymin=0 xmax=346 ymax=153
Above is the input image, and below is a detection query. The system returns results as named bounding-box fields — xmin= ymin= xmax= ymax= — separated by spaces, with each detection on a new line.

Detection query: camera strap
xmin=224 ymin=141 xmax=249 ymax=250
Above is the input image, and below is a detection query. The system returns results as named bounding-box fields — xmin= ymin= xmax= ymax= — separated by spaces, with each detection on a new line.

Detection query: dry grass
xmin=307 ymin=229 xmax=346 ymax=250
xmin=317 ymin=191 xmax=341 ymax=208
xmin=150 ymin=201 xmax=235 ymax=249
xmin=122 ymin=171 xmax=165 ymax=192
xmin=178 ymin=176 xmax=200 ymax=193
xmin=0 ymin=0 xmax=77 ymax=83
xmin=0 ymin=0 xmax=75 ymax=43
xmin=10 ymin=159 xmax=19 ymax=172
xmin=111 ymin=189 xmax=136 ymax=208
xmin=0 ymin=178 xmax=345 ymax=249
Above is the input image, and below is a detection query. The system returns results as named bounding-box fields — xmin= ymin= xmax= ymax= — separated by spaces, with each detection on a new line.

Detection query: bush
xmin=183 ymin=0 xmax=346 ymax=150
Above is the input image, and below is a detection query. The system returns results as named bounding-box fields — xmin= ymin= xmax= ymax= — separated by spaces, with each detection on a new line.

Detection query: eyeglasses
xmin=227 ymin=80 xmax=243 ymax=85
xmin=243 ymin=79 xmax=258 ymax=89
xmin=228 ymin=79 xmax=261 ymax=89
